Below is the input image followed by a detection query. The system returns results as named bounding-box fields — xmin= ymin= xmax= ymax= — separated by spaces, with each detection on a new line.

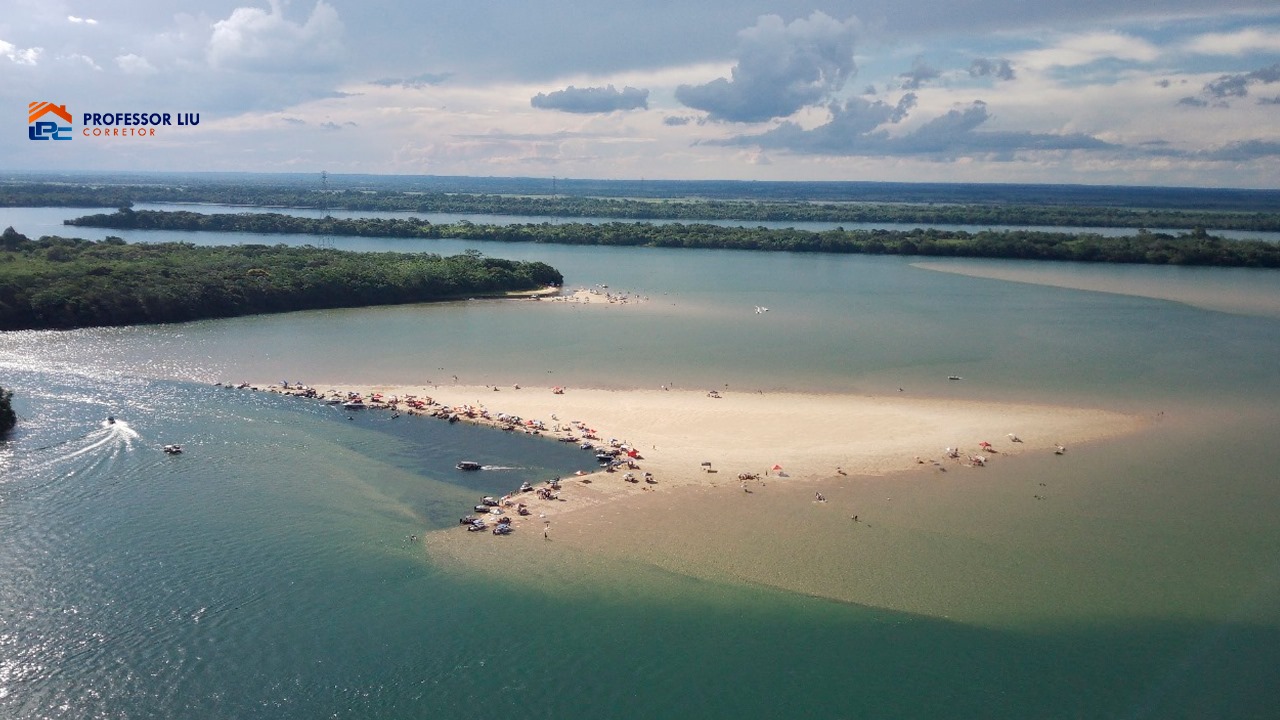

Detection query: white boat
xmin=456 ymin=461 xmax=482 ymax=471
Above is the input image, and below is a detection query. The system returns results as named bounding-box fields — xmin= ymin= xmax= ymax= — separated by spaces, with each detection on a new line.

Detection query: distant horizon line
xmin=3 ymin=169 xmax=1278 ymax=198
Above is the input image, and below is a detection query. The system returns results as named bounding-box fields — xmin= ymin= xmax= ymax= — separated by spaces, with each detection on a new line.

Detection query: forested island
xmin=0 ymin=386 xmax=15 ymax=433
xmin=6 ymin=179 xmax=1280 ymax=232
xmin=67 ymin=208 xmax=1280 ymax=268
xmin=0 ymin=227 xmax=561 ymax=331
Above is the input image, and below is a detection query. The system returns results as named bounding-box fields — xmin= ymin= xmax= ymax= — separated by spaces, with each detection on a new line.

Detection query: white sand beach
xmin=270 ymin=381 xmax=1141 ymax=516
xmin=256 ymin=380 xmax=1150 ymax=615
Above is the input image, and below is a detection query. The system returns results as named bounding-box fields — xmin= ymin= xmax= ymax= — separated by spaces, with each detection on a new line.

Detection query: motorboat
xmin=342 ymin=399 xmax=365 ymax=409
xmin=107 ymin=415 xmax=115 ymax=424
xmin=163 ymin=444 xmax=183 ymax=455
xmin=456 ymin=461 xmax=482 ymax=471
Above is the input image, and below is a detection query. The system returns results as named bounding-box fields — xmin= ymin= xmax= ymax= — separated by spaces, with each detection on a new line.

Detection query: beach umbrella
xmin=978 ymin=441 xmax=992 ymax=448
xmin=772 ymin=464 xmax=783 ymax=471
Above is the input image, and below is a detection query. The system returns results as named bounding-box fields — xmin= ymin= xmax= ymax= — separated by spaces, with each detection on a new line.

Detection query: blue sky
xmin=3 ymin=0 xmax=1280 ymax=187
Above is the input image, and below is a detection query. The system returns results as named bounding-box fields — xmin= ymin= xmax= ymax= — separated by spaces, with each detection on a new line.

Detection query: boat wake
xmin=15 ymin=420 xmax=143 ymax=490
xmin=480 ymin=465 xmax=525 ymax=471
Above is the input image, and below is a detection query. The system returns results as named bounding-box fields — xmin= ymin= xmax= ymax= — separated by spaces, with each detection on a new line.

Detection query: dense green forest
xmin=0 ymin=226 xmax=561 ymax=331
xmin=68 ymin=208 xmax=1280 ymax=268
xmin=0 ymin=386 xmax=15 ymax=433
xmin=6 ymin=180 xmax=1280 ymax=232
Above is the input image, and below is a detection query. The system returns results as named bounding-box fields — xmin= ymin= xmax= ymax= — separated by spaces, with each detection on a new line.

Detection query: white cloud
xmin=207 ymin=0 xmax=343 ymax=73
xmin=1017 ymin=31 xmax=1161 ymax=70
xmin=67 ymin=15 xmax=99 ymax=25
xmin=116 ymin=53 xmax=158 ymax=75
xmin=61 ymin=53 xmax=102 ymax=71
xmin=1186 ymin=28 xmax=1280 ymax=56
xmin=1 ymin=39 xmax=42 ymax=65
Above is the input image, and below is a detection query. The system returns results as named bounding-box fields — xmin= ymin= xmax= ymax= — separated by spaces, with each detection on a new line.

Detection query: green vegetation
xmin=0 ymin=226 xmax=561 ymax=331
xmin=68 ymin=209 xmax=1280 ymax=269
xmin=6 ymin=179 xmax=1280 ymax=232
xmin=0 ymin=386 xmax=15 ymax=433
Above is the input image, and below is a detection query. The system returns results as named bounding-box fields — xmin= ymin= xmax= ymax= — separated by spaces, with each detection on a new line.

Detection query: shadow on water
xmin=7 ymin=550 xmax=1277 ymax=720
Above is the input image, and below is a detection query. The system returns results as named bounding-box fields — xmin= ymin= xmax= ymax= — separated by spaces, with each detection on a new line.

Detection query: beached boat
xmin=342 ymin=399 xmax=366 ymax=409
xmin=456 ymin=461 xmax=482 ymax=471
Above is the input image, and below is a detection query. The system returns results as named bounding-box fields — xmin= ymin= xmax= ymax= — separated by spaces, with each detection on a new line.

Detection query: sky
xmin=3 ymin=0 xmax=1280 ymax=187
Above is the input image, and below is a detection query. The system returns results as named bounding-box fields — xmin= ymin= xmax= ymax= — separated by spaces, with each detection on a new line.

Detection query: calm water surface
xmin=2 ymin=206 xmax=1279 ymax=718
xmin=8 ymin=203 xmax=1280 ymax=241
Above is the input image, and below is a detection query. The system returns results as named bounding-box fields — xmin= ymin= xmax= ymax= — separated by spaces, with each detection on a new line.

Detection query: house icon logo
xmin=29 ymin=101 xmax=72 ymax=140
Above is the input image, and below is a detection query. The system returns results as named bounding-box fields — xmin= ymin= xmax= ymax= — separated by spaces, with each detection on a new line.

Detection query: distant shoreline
xmin=66 ymin=208 xmax=1280 ymax=268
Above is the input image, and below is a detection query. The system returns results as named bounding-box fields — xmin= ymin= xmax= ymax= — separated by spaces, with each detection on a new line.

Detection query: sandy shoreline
xmin=250 ymin=379 xmax=1151 ymax=613
xmin=258 ymin=380 xmax=1143 ymax=526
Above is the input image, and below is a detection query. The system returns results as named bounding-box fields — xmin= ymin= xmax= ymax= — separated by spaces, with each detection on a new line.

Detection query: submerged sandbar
xmin=261 ymin=380 xmax=1148 ymax=620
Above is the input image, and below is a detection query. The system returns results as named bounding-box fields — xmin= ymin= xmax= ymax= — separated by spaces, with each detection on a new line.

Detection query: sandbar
xmin=255 ymin=380 xmax=1148 ymax=616
xmin=267 ymin=380 xmax=1141 ymax=519
xmin=914 ymin=260 xmax=1280 ymax=318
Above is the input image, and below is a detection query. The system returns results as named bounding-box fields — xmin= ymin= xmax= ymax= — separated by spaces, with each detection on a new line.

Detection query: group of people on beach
xmin=537 ymin=286 xmax=649 ymax=306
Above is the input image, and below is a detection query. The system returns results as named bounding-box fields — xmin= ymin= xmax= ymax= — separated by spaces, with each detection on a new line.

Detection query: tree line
xmin=0 ymin=386 xmax=14 ymax=433
xmin=6 ymin=180 xmax=1280 ymax=232
xmin=67 ymin=208 xmax=1280 ymax=269
xmin=0 ymin=226 xmax=562 ymax=331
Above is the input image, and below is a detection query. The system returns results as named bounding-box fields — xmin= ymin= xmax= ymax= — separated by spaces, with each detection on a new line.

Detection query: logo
xmin=29 ymin=101 xmax=72 ymax=140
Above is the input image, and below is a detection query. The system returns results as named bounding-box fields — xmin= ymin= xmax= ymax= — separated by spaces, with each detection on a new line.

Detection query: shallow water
xmin=2 ymin=205 xmax=1279 ymax=718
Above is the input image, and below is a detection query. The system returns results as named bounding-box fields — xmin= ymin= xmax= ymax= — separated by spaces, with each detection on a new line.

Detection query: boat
xmin=107 ymin=415 xmax=115 ymax=424
xmin=342 ymin=399 xmax=366 ymax=409
xmin=163 ymin=444 xmax=183 ymax=455
xmin=456 ymin=461 xmax=482 ymax=471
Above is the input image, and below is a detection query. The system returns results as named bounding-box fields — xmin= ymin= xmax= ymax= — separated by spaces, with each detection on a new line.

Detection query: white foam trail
xmin=22 ymin=420 xmax=142 ymax=476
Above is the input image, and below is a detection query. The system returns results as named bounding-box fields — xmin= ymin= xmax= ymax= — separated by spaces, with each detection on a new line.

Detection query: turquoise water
xmin=2 ymin=205 xmax=1280 ymax=718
